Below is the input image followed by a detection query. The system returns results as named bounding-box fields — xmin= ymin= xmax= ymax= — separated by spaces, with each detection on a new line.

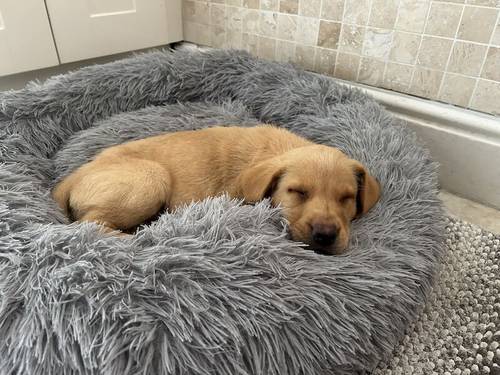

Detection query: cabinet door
xmin=45 ymin=0 xmax=183 ymax=63
xmin=0 ymin=0 xmax=59 ymax=76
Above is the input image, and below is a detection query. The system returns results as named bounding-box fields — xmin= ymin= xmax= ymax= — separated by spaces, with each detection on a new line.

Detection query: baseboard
xmin=345 ymin=82 xmax=500 ymax=210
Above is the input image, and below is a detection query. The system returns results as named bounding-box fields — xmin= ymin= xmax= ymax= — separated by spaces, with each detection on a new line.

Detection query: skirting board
xmin=347 ymin=82 xmax=500 ymax=210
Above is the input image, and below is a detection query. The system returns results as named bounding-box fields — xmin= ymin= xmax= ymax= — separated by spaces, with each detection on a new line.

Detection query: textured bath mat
xmin=375 ymin=218 xmax=500 ymax=375
xmin=0 ymin=49 xmax=444 ymax=374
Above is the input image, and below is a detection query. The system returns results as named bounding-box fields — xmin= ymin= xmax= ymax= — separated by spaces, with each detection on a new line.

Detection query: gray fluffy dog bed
xmin=0 ymin=49 xmax=444 ymax=374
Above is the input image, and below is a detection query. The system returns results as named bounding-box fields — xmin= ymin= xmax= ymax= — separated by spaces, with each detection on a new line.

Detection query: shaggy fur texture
xmin=0 ymin=49 xmax=445 ymax=374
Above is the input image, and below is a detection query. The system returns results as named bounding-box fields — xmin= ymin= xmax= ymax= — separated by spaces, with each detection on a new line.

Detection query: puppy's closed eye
xmin=339 ymin=194 xmax=355 ymax=205
xmin=287 ymin=188 xmax=308 ymax=199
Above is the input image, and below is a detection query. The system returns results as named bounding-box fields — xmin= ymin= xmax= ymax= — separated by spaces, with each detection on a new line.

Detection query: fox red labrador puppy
xmin=53 ymin=125 xmax=380 ymax=254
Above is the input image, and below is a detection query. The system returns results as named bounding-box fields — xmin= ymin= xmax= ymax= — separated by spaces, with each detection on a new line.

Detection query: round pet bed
xmin=0 ymin=49 xmax=444 ymax=374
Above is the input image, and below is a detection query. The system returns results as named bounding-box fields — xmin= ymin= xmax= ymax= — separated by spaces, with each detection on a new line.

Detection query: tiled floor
xmin=440 ymin=191 xmax=500 ymax=234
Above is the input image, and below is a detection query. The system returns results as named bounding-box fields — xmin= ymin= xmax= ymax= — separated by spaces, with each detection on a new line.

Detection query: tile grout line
xmin=436 ymin=2 xmax=466 ymax=102
xmin=257 ymin=7 xmax=497 ymax=46
xmin=243 ymin=26 xmax=498 ymax=81
xmin=253 ymin=6 xmax=500 ymax=47
xmin=359 ymin=0 xmax=376 ymax=75
xmin=332 ymin=0 xmax=348 ymax=77
xmin=189 ymin=27 xmax=496 ymax=77
xmin=384 ymin=0 xmax=408 ymax=91
xmin=336 ymin=20 xmax=347 ymax=75
xmin=361 ymin=1 xmax=399 ymax=87
xmin=467 ymin=9 xmax=499 ymax=108
xmin=194 ymin=0 xmax=500 ymax=41
xmin=435 ymin=0 xmax=499 ymax=10
xmin=209 ymin=3 xmax=227 ymax=46
xmin=380 ymin=34 xmax=399 ymax=89
xmin=223 ymin=4 xmax=499 ymax=47
xmin=189 ymin=0 xmax=499 ymax=115
xmin=316 ymin=0 xmax=325 ymax=71
xmin=407 ymin=0 xmax=434 ymax=94
xmin=332 ymin=0 xmax=350 ymax=78
xmin=237 ymin=3 xmax=245 ymax=50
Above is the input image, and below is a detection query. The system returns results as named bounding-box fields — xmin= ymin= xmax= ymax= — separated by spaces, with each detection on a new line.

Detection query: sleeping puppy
xmin=53 ymin=125 xmax=380 ymax=255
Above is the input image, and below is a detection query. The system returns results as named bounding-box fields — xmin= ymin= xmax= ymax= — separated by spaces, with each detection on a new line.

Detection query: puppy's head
xmin=238 ymin=145 xmax=380 ymax=254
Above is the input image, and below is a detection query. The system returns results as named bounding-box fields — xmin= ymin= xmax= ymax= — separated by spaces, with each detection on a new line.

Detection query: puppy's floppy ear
xmin=236 ymin=158 xmax=284 ymax=203
xmin=353 ymin=161 xmax=381 ymax=218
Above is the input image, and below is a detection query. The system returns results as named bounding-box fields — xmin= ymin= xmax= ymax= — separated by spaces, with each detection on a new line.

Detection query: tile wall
xmin=183 ymin=0 xmax=500 ymax=116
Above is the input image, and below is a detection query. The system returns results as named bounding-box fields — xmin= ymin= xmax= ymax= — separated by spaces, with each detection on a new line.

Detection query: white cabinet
xmin=0 ymin=0 xmax=183 ymax=76
xmin=45 ymin=0 xmax=182 ymax=63
xmin=0 ymin=0 xmax=59 ymax=76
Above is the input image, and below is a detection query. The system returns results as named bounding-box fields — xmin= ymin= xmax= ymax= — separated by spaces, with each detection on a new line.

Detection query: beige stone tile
xmin=457 ymin=6 xmax=499 ymax=43
xmin=184 ymin=22 xmax=211 ymax=45
xmin=409 ymin=67 xmax=444 ymax=99
xmin=493 ymin=21 xmax=500 ymax=46
xmin=448 ymin=41 xmax=488 ymax=76
xmin=334 ymin=53 xmax=360 ymax=81
xmin=210 ymin=4 xmax=225 ymax=26
xmin=226 ymin=31 xmax=243 ymax=48
xmin=242 ymin=9 xmax=259 ymax=33
xmin=210 ymin=25 xmax=226 ymax=48
xmin=396 ymin=0 xmax=430 ymax=33
xmin=369 ymin=0 xmax=399 ymax=28
xmin=481 ymin=47 xmax=500 ymax=82
xmin=226 ymin=0 xmax=242 ymax=6
xmin=416 ymin=36 xmax=453 ymax=70
xmin=358 ymin=58 xmax=386 ymax=86
xmin=183 ymin=1 xmax=195 ymax=22
xmin=258 ymin=36 xmax=276 ymax=59
xmin=276 ymin=40 xmax=296 ymax=62
xmin=321 ymin=0 xmax=345 ymax=21
xmin=439 ymin=73 xmax=476 ymax=107
xmin=226 ymin=6 xmax=243 ymax=31
xmin=299 ymin=0 xmax=321 ymax=18
xmin=314 ymin=48 xmax=337 ymax=76
xmin=317 ymin=20 xmax=341 ymax=49
xmin=442 ymin=0 xmax=465 ymax=3
xmin=425 ymin=2 xmax=463 ymax=38
xmin=383 ymin=62 xmax=413 ymax=91
xmin=470 ymin=79 xmax=500 ymax=115
xmin=183 ymin=1 xmax=210 ymax=24
xmin=344 ymin=0 xmax=371 ymax=25
xmin=242 ymin=33 xmax=259 ymax=54
xmin=362 ymin=28 xmax=393 ymax=59
xmin=295 ymin=45 xmax=316 ymax=70
xmin=259 ymin=11 xmax=277 ymax=36
xmin=339 ymin=25 xmax=365 ymax=54
xmin=243 ymin=0 xmax=260 ymax=8
xmin=277 ymin=14 xmax=297 ymax=41
xmin=280 ymin=0 xmax=299 ymax=14
xmin=389 ymin=31 xmax=421 ymax=64
xmin=295 ymin=17 xmax=320 ymax=46
xmin=260 ymin=0 xmax=279 ymax=10
xmin=212 ymin=0 xmax=225 ymax=4
xmin=465 ymin=0 xmax=499 ymax=6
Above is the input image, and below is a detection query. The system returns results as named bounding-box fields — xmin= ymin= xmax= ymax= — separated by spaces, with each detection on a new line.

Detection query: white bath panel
xmin=45 ymin=0 xmax=183 ymax=63
xmin=0 ymin=0 xmax=59 ymax=76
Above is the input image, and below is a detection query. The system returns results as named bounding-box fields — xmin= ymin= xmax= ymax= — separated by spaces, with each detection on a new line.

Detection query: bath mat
xmin=0 ymin=49 xmax=444 ymax=374
xmin=375 ymin=218 xmax=500 ymax=375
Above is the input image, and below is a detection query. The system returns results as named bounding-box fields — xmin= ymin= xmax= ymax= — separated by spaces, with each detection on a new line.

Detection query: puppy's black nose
xmin=311 ymin=224 xmax=338 ymax=247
